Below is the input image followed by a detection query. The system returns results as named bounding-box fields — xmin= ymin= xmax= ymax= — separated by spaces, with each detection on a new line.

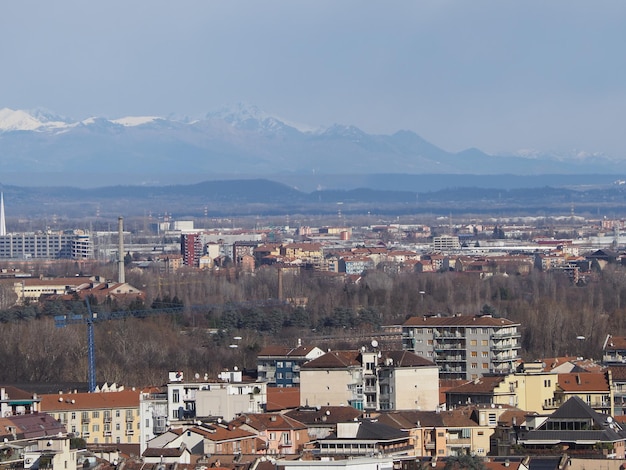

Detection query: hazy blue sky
xmin=1 ymin=1 xmax=625 ymax=156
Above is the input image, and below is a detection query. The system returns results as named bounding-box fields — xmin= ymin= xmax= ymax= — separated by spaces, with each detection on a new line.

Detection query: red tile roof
xmin=40 ymin=390 xmax=141 ymax=411
xmin=232 ymin=413 xmax=306 ymax=431
xmin=266 ymin=387 xmax=300 ymax=412
xmin=446 ymin=376 xmax=507 ymax=395
xmin=557 ymin=372 xmax=609 ymax=392
xmin=301 ymin=351 xmax=361 ymax=369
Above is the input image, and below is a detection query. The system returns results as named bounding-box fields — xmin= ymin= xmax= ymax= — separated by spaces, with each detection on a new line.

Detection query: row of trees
xmin=1 ymin=262 xmax=626 ymax=386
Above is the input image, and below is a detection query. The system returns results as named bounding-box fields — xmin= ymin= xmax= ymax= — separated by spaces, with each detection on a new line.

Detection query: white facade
xmin=167 ymin=379 xmax=266 ymax=423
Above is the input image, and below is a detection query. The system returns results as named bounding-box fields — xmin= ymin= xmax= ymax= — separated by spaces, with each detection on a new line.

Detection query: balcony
xmin=424 ymin=442 xmax=436 ymax=450
xmin=434 ymin=343 xmax=465 ymax=351
xmin=81 ymin=417 xmax=90 ymax=424
xmin=447 ymin=438 xmax=472 ymax=446
xmin=126 ymin=429 xmax=134 ymax=436
xmin=437 ymin=355 xmax=466 ymax=362
xmin=364 ymin=386 xmax=377 ymax=393
xmin=82 ymin=432 xmax=90 ymax=438
xmin=491 ymin=342 xmax=520 ymax=351
xmin=104 ymin=431 xmax=112 ymax=437
xmin=492 ymin=354 xmax=520 ymax=363
xmin=491 ymin=331 xmax=521 ymax=339
xmin=104 ymin=416 xmax=112 ymax=423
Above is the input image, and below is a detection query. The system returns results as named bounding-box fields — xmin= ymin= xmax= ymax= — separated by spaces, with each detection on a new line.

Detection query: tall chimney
xmin=118 ymin=216 xmax=125 ymax=284
xmin=277 ymin=267 xmax=283 ymax=301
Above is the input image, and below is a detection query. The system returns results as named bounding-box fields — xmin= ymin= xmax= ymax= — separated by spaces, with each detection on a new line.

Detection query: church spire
xmin=0 ymin=192 xmax=6 ymax=236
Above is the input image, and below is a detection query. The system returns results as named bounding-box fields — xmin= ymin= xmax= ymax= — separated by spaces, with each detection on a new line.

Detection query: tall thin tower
xmin=0 ymin=192 xmax=6 ymax=236
xmin=118 ymin=216 xmax=125 ymax=284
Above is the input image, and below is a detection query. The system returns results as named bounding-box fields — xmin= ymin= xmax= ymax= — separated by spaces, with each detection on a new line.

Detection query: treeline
xmin=1 ymin=264 xmax=626 ymax=387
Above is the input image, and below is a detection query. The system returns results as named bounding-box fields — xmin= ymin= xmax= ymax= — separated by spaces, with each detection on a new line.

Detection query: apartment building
xmin=402 ymin=314 xmax=521 ymax=380
xmin=432 ymin=235 xmax=460 ymax=252
xmin=166 ymin=370 xmax=266 ymax=423
xmin=299 ymin=349 xmax=439 ymax=412
xmin=0 ymin=231 xmax=92 ymax=259
xmin=40 ymin=390 xmax=141 ymax=445
xmin=257 ymin=344 xmax=324 ymax=387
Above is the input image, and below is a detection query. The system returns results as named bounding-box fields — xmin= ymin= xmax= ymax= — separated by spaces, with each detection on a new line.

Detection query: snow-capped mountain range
xmin=0 ymin=104 xmax=623 ymax=187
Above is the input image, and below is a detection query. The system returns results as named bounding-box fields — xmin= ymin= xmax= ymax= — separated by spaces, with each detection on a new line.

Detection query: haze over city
xmin=2 ymin=1 xmax=626 ymax=159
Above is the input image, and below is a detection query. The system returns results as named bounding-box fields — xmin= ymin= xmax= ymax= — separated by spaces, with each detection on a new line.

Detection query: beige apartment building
xmin=40 ymin=390 xmax=142 ymax=445
xmin=299 ymin=349 xmax=439 ymax=411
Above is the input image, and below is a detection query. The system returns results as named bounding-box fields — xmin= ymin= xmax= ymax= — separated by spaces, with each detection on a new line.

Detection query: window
xmin=172 ymin=389 xmax=180 ymax=403
xmin=544 ymin=379 xmax=551 ymax=387
xmin=277 ymin=361 xmax=284 ymax=368
xmin=471 ymin=351 xmax=478 ymax=357
xmin=71 ymin=412 xmax=76 ymax=420
xmin=116 ymin=437 xmax=121 ymax=444
xmin=81 ymin=411 xmax=89 ymax=421
xmin=427 ymin=339 xmax=433 ymax=345
xmin=437 ymin=432 xmax=444 ymax=437
xmin=116 ymin=423 xmax=121 ymax=431
xmin=471 ymin=363 xmax=478 ymax=369
xmin=438 ymin=449 xmax=445 ymax=455
xmin=426 ymin=329 xmax=433 ymax=334
xmin=482 ymin=351 xmax=489 ymax=357
xmin=277 ymin=373 xmax=283 ymax=379
xmin=71 ymin=425 xmax=76 ymax=433
xmin=282 ymin=432 xmax=290 ymax=444
xmin=488 ymin=413 xmax=497 ymax=426
xmin=269 ymin=433 xmax=275 ymax=441
xmin=471 ymin=328 xmax=477 ymax=334
xmin=481 ymin=340 xmax=489 ymax=346
xmin=92 ymin=411 xmax=99 ymax=418
xmin=92 ymin=424 xmax=100 ymax=432
xmin=285 ymin=361 xmax=292 ymax=367
xmin=470 ymin=340 xmax=477 ymax=346
xmin=145 ymin=419 xmax=150 ymax=428
xmin=115 ymin=410 xmax=120 ymax=418
xmin=482 ymin=363 xmax=489 ymax=369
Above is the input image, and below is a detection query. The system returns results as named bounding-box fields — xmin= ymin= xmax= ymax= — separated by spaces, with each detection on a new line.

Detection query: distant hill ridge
xmin=1 ymin=177 xmax=626 ymax=218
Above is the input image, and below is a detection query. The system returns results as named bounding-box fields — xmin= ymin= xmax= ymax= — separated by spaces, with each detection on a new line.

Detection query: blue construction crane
xmin=54 ymin=298 xmax=285 ymax=392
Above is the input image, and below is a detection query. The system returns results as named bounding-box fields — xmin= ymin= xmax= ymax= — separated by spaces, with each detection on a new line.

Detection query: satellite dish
xmin=608 ymin=416 xmax=614 ymax=423
xmin=371 ymin=340 xmax=379 ymax=348
xmin=576 ymin=336 xmax=586 ymax=340
xmin=194 ymin=373 xmax=200 ymax=379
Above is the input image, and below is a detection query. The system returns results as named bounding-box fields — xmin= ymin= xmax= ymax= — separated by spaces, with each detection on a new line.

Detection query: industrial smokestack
xmin=118 ymin=216 xmax=125 ymax=284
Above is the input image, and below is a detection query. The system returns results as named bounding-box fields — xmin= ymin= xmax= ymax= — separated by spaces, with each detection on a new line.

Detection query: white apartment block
xmin=166 ymin=370 xmax=266 ymax=423
xmin=0 ymin=232 xmax=93 ymax=259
